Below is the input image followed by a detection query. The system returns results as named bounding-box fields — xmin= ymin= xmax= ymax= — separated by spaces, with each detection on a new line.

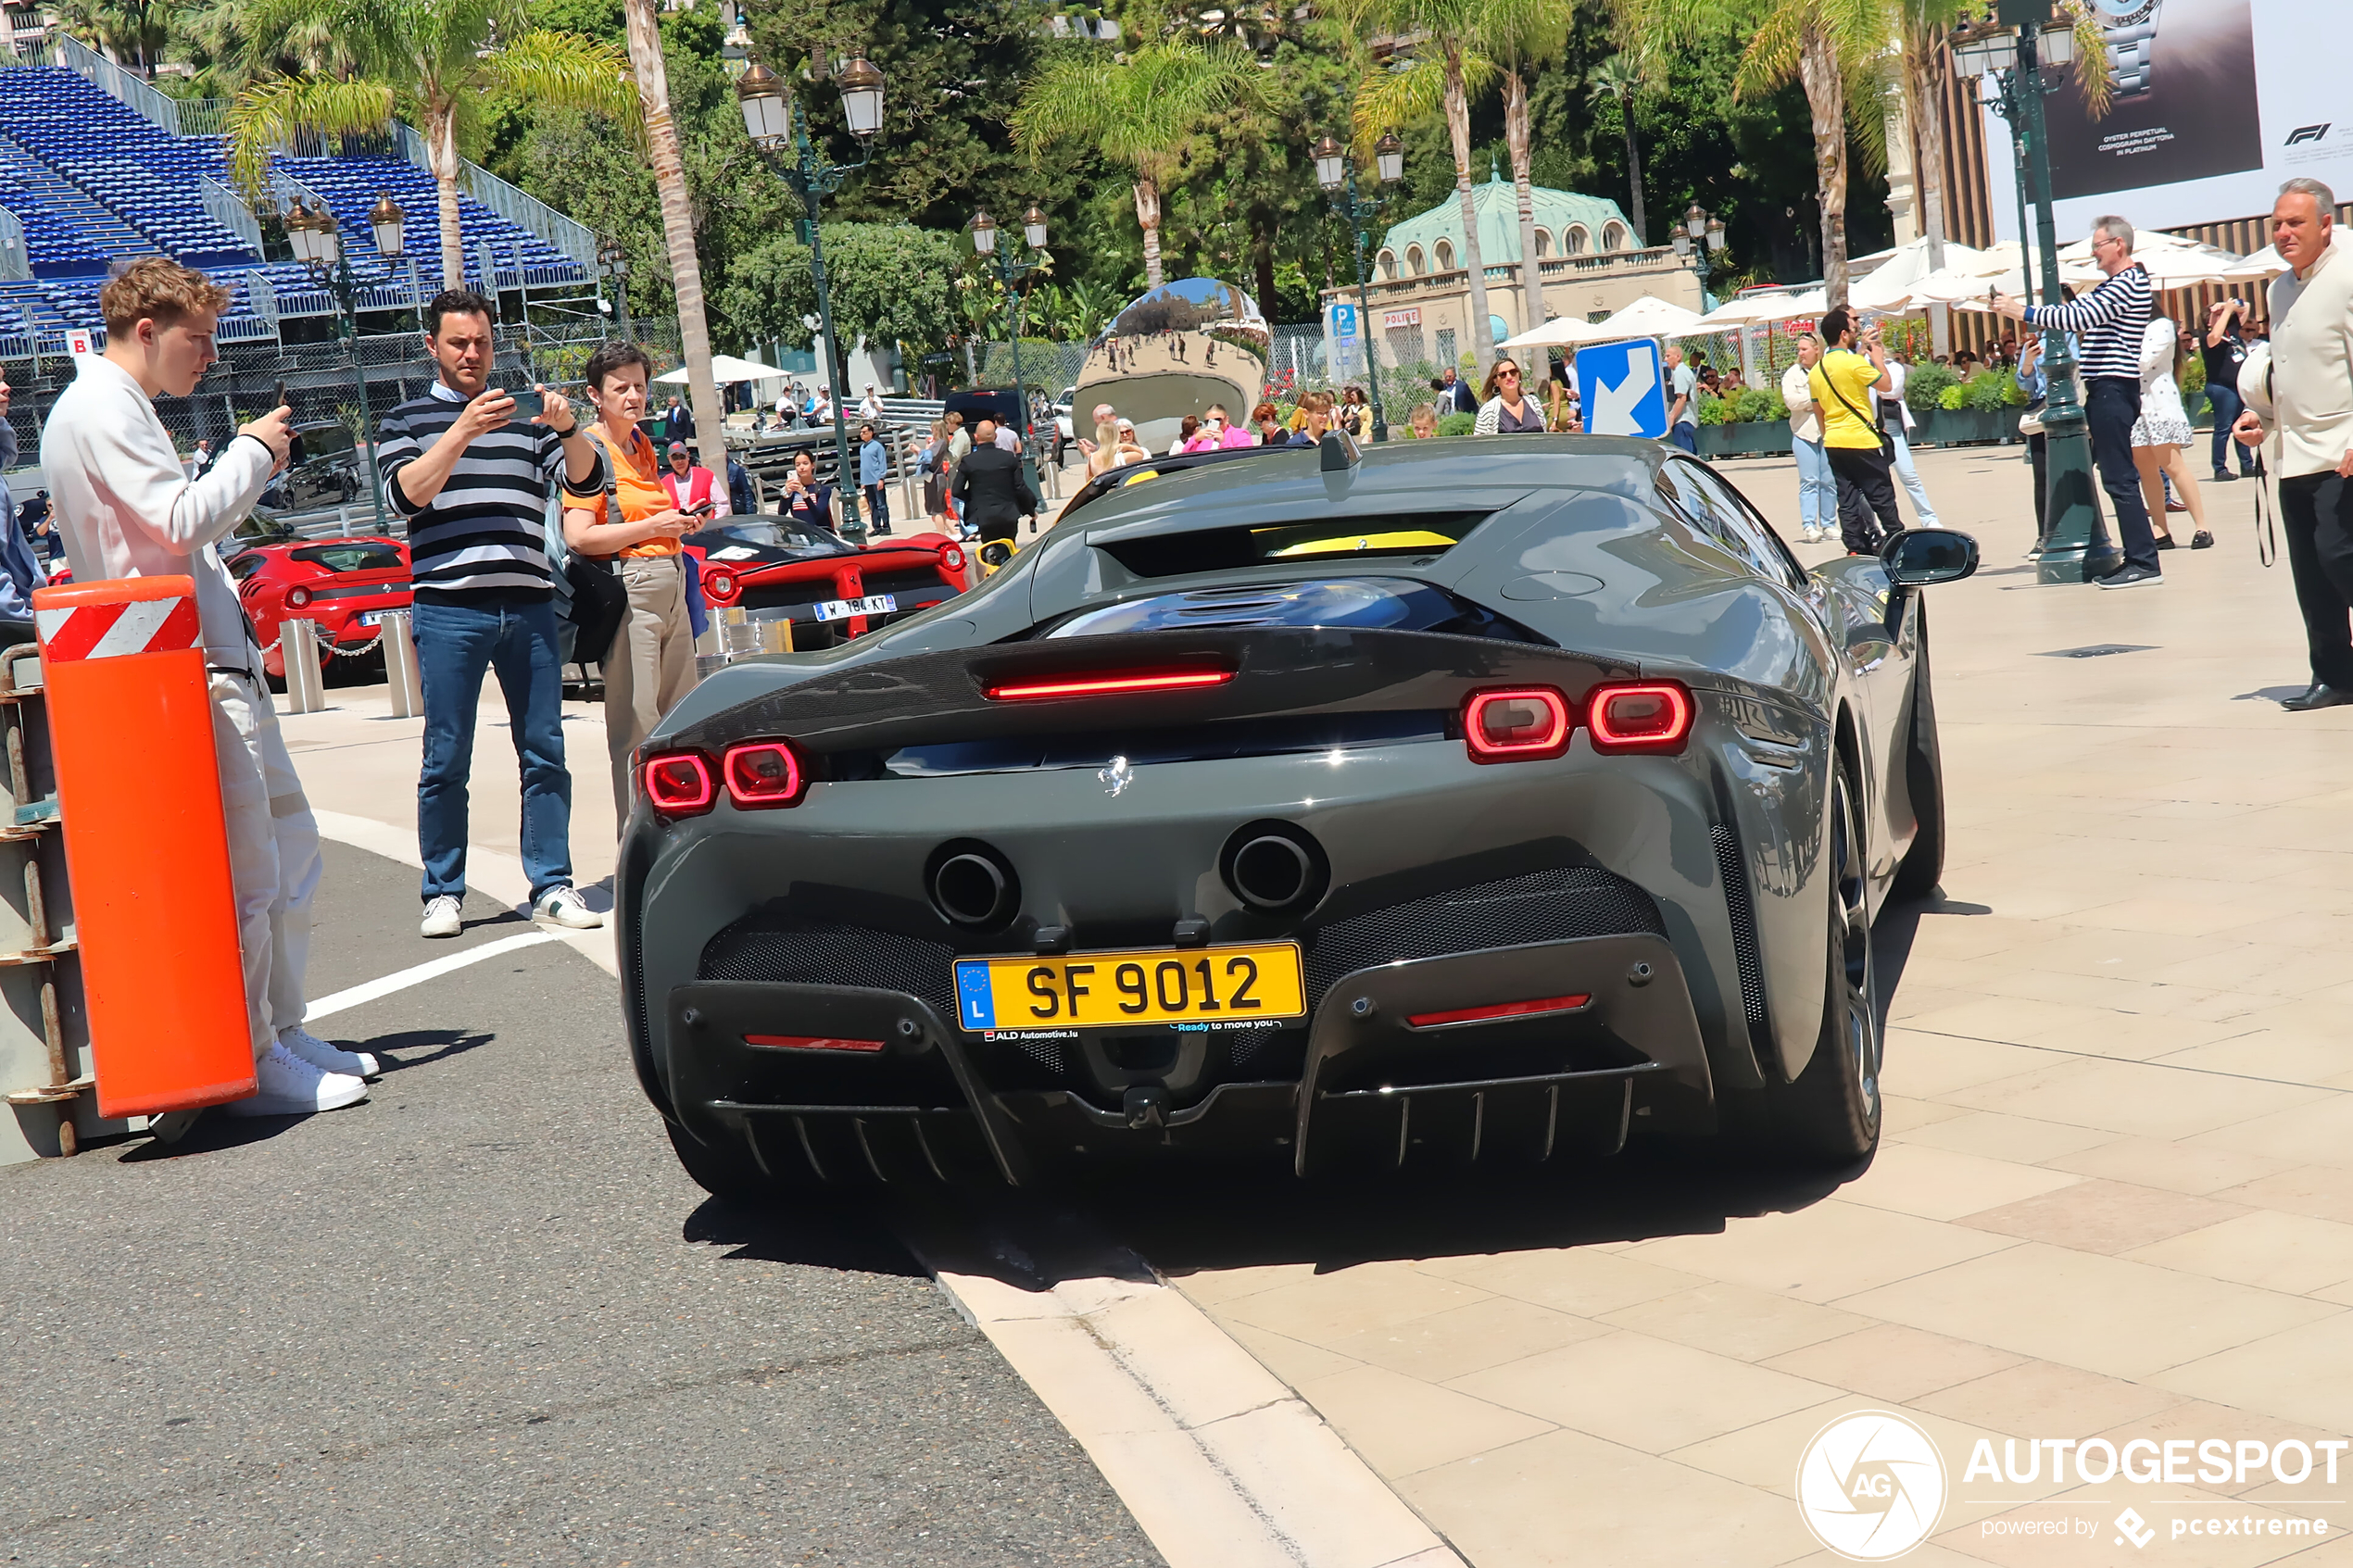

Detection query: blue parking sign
xmin=1576 ymin=339 xmax=1668 ymax=440
xmin=1331 ymin=301 xmax=1358 ymax=338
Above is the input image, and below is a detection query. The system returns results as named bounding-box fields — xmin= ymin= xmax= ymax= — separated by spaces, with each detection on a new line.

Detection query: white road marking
xmin=303 ymin=931 xmax=560 ymax=1022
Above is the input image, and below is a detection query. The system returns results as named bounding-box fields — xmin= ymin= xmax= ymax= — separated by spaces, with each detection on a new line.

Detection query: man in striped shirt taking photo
xmin=377 ymin=290 xmax=609 ymax=939
xmin=1992 ymin=216 xmax=2161 ymax=588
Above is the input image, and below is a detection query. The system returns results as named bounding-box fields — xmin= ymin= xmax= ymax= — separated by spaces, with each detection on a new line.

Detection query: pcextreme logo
xmin=1795 ymin=1411 xmax=1949 ymax=1562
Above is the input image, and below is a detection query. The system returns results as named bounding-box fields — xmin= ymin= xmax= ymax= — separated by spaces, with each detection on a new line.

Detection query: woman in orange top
xmin=560 ymin=342 xmax=700 ymax=821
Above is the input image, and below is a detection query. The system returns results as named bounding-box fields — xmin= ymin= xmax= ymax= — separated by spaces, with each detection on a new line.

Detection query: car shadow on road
xmin=681 ymin=1194 xmax=927 ymax=1278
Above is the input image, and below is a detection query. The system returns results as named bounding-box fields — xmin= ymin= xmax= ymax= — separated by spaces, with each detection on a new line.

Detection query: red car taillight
xmin=286 ymin=585 xmax=312 ymax=608
xmin=722 ymin=741 xmax=805 ymax=809
xmin=641 ymin=750 xmax=715 ymax=816
xmin=705 ymin=571 xmax=736 ymax=600
xmin=985 ymin=667 xmax=1235 ymax=701
xmin=941 ymin=546 xmax=964 ymax=572
xmin=1587 ymin=682 xmax=1694 ymax=754
xmin=1464 ymin=687 xmax=1571 ymax=762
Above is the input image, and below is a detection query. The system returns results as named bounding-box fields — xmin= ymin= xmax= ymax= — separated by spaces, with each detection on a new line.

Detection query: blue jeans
xmin=1793 ymin=437 xmax=1836 ymax=532
xmin=2086 ymin=378 xmax=2159 ymax=573
xmin=412 ymin=596 xmax=573 ymax=903
xmin=863 ymin=483 xmax=890 ymax=531
xmin=1669 ymin=421 xmax=1697 ymax=453
xmin=1888 ymin=426 xmax=1940 ymax=527
xmin=2205 ymin=384 xmax=2259 ymax=476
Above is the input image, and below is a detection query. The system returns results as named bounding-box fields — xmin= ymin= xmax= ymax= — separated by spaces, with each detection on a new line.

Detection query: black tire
xmin=1754 ymin=767 xmax=1882 ymax=1164
xmin=664 ymin=1117 xmax=782 ymax=1204
xmin=1891 ymin=606 xmax=1945 ymax=902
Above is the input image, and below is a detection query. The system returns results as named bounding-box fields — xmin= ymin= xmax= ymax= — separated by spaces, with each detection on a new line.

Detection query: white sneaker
xmin=281 ymin=1024 xmax=380 ymax=1080
xmin=221 ymin=1041 xmax=368 ymax=1118
xmin=533 ymin=886 xmax=604 ymax=929
xmin=421 ymin=895 xmax=462 ymax=938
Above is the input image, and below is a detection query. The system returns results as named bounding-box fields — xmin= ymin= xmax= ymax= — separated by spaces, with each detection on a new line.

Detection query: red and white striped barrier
xmin=34 ymin=593 xmax=201 ymax=663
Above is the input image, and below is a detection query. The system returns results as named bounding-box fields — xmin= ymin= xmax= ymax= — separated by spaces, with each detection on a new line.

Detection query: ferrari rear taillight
xmin=745 ymin=1034 xmax=883 ymax=1052
xmin=704 ymin=571 xmax=736 ymax=600
xmin=1461 ymin=679 xmax=1693 ymax=761
xmin=942 ymin=546 xmax=964 ymax=571
xmin=985 ymin=667 xmax=1235 ymax=701
xmin=285 ymin=585 xmax=312 ymax=608
xmin=1464 ymin=687 xmax=1571 ymax=762
xmin=641 ymin=750 xmax=714 ymax=817
xmin=723 ymin=741 xmax=805 ymax=809
xmin=1587 ymin=682 xmax=1694 ymax=754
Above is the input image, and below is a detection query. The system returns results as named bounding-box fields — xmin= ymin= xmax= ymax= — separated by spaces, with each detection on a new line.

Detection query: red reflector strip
xmin=744 ymin=1035 xmax=887 ymax=1052
xmin=985 ymin=668 xmax=1234 ymax=701
xmin=1405 ymin=993 xmax=1592 ymax=1029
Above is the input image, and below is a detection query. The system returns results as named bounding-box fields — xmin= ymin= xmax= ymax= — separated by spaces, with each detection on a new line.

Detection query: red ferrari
xmin=227 ymin=535 xmax=411 ymax=683
xmin=686 ymin=515 xmax=971 ymax=646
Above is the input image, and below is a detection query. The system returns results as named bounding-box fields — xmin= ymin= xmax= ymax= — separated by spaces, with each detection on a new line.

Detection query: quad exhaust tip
xmin=930 ymin=844 xmax=1021 ymax=929
xmin=1221 ymin=821 xmax=1328 ymax=913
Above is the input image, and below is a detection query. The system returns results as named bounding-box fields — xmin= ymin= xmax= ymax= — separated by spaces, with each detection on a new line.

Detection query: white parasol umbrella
xmin=1497 ymin=295 xmax=1709 ymax=349
xmin=1850 ymin=239 xmax=1990 ymax=311
xmin=656 ymin=353 xmax=787 ymax=384
xmin=1694 ymin=288 xmax=1828 ymax=329
xmin=1495 ymin=315 xmax=1615 ymax=350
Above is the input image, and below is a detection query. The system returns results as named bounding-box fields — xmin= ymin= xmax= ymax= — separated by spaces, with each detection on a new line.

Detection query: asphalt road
xmin=0 ymin=842 xmax=1160 ymax=1567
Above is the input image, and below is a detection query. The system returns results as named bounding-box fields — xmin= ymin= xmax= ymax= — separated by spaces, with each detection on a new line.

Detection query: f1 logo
xmin=2286 ymin=123 xmax=2331 ymax=146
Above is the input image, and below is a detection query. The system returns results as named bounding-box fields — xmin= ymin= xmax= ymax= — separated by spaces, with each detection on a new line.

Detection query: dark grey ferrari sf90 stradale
xmin=618 ymin=433 xmax=1977 ymax=1196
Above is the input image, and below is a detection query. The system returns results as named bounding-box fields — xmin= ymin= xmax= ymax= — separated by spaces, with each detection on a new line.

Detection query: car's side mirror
xmin=1881 ymin=529 xmax=1978 ymax=586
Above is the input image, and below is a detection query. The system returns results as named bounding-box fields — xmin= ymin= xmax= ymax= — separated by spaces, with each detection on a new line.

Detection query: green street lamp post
xmin=968 ymin=206 xmax=1049 ymax=495
xmin=736 ymin=51 xmax=886 ymax=541
xmin=1314 ymin=132 xmax=1403 ymax=442
xmin=1955 ymin=4 xmax=2118 ymax=583
xmin=1672 ymin=202 xmax=1728 ymax=304
xmin=283 ymin=194 xmax=391 ymax=534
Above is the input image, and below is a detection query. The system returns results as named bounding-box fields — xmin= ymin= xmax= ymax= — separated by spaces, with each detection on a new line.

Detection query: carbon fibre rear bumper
xmin=660 ymin=934 xmax=1716 ymax=1184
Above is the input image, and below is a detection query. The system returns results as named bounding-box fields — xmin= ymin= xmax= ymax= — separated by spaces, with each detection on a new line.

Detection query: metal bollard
xmin=381 ymin=610 xmax=423 ymax=719
xmin=282 ymin=618 xmax=326 ymax=713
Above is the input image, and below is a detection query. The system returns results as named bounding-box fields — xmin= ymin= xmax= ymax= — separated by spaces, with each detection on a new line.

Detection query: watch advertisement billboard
xmin=1984 ymin=0 xmax=2353 ymax=239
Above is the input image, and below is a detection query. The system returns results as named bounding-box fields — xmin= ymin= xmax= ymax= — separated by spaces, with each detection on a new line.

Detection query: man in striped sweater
xmin=377 ymin=290 xmax=608 ymax=938
xmin=1993 ymin=216 xmax=2161 ymax=588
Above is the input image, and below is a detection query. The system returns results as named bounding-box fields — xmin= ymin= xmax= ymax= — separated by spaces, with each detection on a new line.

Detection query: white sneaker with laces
xmin=281 ymin=1024 xmax=380 ymax=1080
xmin=533 ymin=886 xmax=604 ymax=929
xmin=221 ymin=1041 xmax=368 ymax=1118
xmin=421 ymin=895 xmax=462 ymax=938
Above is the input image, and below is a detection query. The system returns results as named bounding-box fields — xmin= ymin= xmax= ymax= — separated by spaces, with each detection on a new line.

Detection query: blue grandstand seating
xmin=0 ymin=64 xmax=589 ymax=351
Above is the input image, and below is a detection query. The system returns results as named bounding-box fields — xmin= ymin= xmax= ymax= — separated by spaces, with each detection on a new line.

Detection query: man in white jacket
xmin=2232 ymin=180 xmax=2353 ymax=710
xmin=1780 ymin=333 xmax=1836 ymax=544
xmin=40 ymin=257 xmax=376 ymax=1116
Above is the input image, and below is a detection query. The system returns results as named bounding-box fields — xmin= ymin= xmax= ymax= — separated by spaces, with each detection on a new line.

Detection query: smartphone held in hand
xmin=509 ymin=387 xmax=546 ymax=420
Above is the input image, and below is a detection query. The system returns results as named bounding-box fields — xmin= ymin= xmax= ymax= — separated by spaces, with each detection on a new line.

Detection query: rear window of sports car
xmin=1098 ymin=510 xmax=1491 ymax=578
xmin=291 ymin=542 xmax=404 ymax=573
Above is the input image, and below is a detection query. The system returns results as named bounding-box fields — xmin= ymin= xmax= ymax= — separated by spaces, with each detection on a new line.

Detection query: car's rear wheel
xmin=1754 ymin=767 xmax=1882 ymax=1164
xmin=1891 ymin=607 xmax=1944 ymax=902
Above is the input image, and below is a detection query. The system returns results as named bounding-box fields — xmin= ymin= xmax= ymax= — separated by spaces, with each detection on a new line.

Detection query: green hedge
xmin=1436 ymin=411 xmax=1476 ymax=437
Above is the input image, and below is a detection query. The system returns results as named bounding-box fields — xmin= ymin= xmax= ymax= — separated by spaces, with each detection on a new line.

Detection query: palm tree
xmin=617 ymin=0 xmax=724 ymax=475
xmin=1012 ymin=41 xmax=1258 ymax=291
xmin=1353 ymin=0 xmax=1502 ymax=377
xmin=1585 ymin=55 xmax=1648 ymax=247
xmin=222 ymin=0 xmax=636 ymax=291
xmin=1613 ymin=0 xmax=1889 ymax=307
xmin=53 ymin=0 xmax=173 ymax=76
xmin=1478 ymin=0 xmax=1577 ymax=336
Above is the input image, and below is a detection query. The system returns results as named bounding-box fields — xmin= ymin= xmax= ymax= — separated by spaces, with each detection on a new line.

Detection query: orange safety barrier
xmin=33 ymin=575 xmax=253 ymax=1117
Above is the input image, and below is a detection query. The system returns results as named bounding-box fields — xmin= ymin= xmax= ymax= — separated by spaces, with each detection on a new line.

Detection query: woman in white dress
xmin=2131 ymin=317 xmax=2212 ymax=550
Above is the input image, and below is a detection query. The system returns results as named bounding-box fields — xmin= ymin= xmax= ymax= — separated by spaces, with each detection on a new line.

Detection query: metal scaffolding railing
xmin=0 ymin=205 xmax=27 ymax=282
xmin=198 ymin=175 xmax=263 ymax=256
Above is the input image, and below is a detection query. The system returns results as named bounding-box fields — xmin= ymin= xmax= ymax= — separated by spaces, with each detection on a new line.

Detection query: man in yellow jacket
xmin=1809 ymin=307 xmax=1905 ymax=556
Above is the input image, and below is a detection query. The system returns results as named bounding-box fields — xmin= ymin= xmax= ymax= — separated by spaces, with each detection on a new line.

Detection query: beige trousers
xmin=604 ymin=556 xmax=697 ymax=819
xmin=210 ymin=662 xmax=321 ymax=1060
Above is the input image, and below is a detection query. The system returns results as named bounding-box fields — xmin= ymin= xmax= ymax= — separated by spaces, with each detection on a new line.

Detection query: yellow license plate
xmin=953 ymin=944 xmax=1304 ymax=1032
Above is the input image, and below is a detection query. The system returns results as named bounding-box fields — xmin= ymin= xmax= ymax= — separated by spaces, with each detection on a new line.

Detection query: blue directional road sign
xmin=1576 ymin=339 xmax=1667 ymax=440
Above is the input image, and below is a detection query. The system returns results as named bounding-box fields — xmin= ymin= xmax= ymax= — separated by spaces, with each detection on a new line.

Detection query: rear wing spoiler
xmin=1058 ymin=432 xmax=1360 ymax=523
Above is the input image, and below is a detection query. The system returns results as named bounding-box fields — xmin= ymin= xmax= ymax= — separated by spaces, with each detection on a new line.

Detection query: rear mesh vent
xmin=1711 ymin=822 xmax=1769 ymax=1030
xmin=1306 ymin=867 xmax=1665 ymax=1005
xmin=699 ymin=917 xmax=958 ymax=1022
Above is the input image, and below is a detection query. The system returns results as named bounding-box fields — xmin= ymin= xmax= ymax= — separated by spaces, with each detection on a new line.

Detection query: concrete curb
xmin=899 ymin=1218 xmax=1464 ymax=1568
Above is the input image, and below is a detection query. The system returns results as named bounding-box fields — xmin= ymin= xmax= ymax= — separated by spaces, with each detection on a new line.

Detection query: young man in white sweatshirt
xmin=40 ymin=257 xmax=377 ymax=1116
